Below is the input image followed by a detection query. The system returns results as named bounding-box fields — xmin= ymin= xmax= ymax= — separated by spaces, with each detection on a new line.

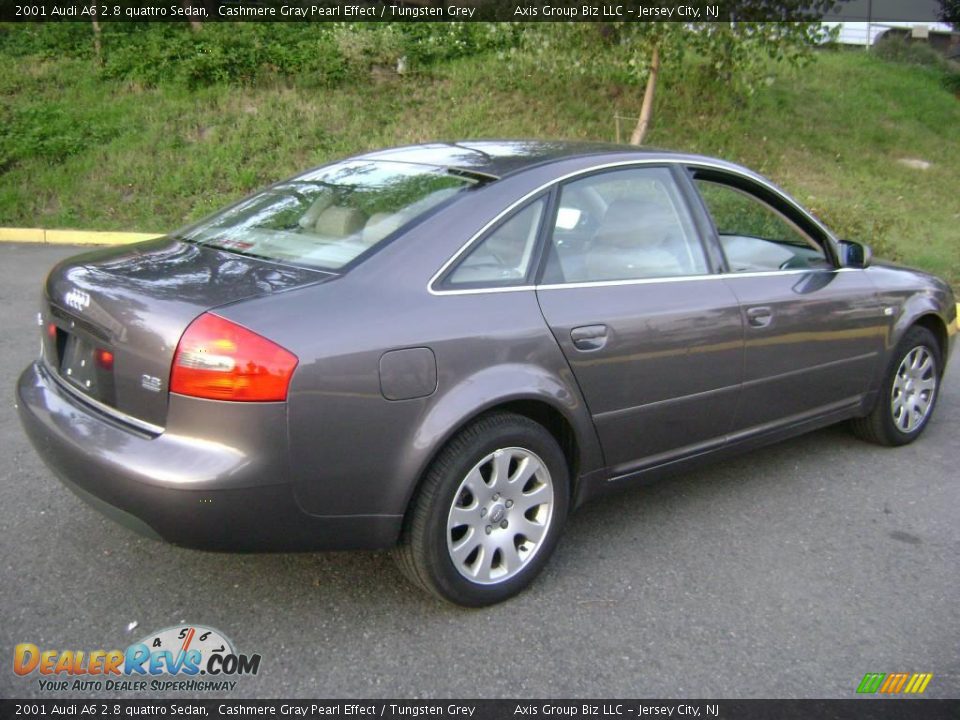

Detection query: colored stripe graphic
xmin=857 ymin=673 xmax=885 ymax=693
xmin=904 ymin=673 xmax=933 ymax=694
xmin=857 ymin=672 xmax=933 ymax=694
xmin=880 ymin=673 xmax=908 ymax=693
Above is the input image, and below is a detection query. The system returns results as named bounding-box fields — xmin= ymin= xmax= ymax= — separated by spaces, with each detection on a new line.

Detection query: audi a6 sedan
xmin=18 ymin=141 xmax=957 ymax=605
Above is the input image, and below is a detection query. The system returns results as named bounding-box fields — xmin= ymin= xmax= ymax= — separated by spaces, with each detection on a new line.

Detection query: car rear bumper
xmin=16 ymin=362 xmax=401 ymax=551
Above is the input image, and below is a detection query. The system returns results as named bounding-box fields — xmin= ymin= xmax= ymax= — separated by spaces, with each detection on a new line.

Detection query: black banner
xmin=0 ymin=0 xmax=947 ymax=23
xmin=3 ymin=700 xmax=960 ymax=720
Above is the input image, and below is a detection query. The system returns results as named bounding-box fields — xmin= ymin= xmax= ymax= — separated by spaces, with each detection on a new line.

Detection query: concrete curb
xmin=0 ymin=228 xmax=162 ymax=245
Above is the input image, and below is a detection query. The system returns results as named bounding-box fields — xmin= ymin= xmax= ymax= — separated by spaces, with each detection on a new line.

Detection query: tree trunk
xmin=183 ymin=0 xmax=203 ymax=31
xmin=91 ymin=17 xmax=103 ymax=67
xmin=629 ymin=44 xmax=660 ymax=146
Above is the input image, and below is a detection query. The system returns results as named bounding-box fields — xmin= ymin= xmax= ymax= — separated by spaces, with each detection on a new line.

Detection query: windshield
xmin=181 ymin=160 xmax=481 ymax=271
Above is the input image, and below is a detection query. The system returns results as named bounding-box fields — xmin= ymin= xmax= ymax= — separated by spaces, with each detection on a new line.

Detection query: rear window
xmin=181 ymin=160 xmax=481 ymax=271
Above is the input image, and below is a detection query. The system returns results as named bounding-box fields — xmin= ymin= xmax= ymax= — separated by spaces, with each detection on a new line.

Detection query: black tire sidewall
xmin=878 ymin=327 xmax=942 ymax=445
xmin=418 ymin=416 xmax=570 ymax=607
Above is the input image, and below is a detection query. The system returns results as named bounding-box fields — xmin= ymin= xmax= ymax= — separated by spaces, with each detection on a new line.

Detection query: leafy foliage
xmin=874 ymin=35 xmax=948 ymax=67
xmin=521 ymin=20 xmax=836 ymax=98
xmin=939 ymin=0 xmax=960 ymax=29
xmin=873 ymin=35 xmax=960 ymax=95
xmin=0 ymin=100 xmax=122 ymax=169
xmin=0 ymin=22 xmax=522 ymax=88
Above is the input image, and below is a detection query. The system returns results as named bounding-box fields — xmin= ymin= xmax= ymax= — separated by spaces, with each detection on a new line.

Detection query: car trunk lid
xmin=41 ymin=237 xmax=329 ymax=431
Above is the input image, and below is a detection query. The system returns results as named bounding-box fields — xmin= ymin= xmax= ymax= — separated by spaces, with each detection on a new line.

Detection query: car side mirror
xmin=839 ymin=240 xmax=872 ymax=269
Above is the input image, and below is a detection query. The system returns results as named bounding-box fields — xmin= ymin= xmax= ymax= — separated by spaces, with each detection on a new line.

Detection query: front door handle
xmin=746 ymin=306 xmax=773 ymax=328
xmin=571 ymin=324 xmax=608 ymax=351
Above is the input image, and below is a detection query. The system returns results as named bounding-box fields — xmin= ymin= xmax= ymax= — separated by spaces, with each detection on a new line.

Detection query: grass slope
xmin=0 ymin=46 xmax=957 ymax=284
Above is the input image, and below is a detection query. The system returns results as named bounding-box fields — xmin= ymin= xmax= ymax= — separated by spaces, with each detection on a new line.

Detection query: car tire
xmin=394 ymin=412 xmax=570 ymax=607
xmin=851 ymin=326 xmax=942 ymax=446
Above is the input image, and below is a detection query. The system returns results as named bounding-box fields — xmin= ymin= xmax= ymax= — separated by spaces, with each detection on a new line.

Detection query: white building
xmin=825 ymin=21 xmax=955 ymax=47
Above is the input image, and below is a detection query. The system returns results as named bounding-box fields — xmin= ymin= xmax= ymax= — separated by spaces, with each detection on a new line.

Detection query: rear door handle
xmin=571 ymin=324 xmax=608 ymax=351
xmin=746 ymin=306 xmax=773 ymax=328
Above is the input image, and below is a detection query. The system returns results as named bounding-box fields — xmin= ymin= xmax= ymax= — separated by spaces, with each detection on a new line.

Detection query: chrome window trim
xmin=425 ymin=267 xmax=855 ymax=297
xmin=428 ymin=157 xmax=840 ymax=297
xmin=536 ymin=267 xmax=853 ymax=291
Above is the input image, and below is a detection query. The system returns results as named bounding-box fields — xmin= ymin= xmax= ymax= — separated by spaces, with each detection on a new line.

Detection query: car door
xmin=535 ymin=165 xmax=744 ymax=478
xmin=687 ymin=168 xmax=887 ymax=434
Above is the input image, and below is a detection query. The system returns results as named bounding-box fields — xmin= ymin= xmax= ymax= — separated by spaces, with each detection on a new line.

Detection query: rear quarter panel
xmin=220 ymin=280 xmax=600 ymax=519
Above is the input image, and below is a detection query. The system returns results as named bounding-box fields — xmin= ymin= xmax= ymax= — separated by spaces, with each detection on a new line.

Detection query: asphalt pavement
xmin=1 ymin=242 xmax=958 ymax=699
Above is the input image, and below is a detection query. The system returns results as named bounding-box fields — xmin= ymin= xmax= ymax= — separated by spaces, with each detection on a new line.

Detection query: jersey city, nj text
xmin=514 ymin=4 xmax=719 ymax=18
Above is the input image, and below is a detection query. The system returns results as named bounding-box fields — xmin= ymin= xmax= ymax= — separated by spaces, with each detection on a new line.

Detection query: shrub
xmin=97 ymin=25 xmax=346 ymax=88
xmin=873 ymin=34 xmax=960 ymax=97
xmin=0 ymin=22 xmax=92 ymax=59
xmin=333 ymin=24 xmax=406 ymax=76
xmin=873 ymin=34 xmax=946 ymax=67
xmin=0 ymin=23 xmax=523 ymax=88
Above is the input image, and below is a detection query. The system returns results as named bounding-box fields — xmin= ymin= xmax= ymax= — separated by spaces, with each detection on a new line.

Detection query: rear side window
xmin=181 ymin=160 xmax=483 ymax=271
xmin=445 ymin=198 xmax=547 ymax=287
xmin=542 ymin=166 xmax=707 ymax=284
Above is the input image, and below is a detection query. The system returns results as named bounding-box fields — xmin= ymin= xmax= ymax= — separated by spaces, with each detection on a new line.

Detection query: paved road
xmin=1 ymin=243 xmax=958 ymax=700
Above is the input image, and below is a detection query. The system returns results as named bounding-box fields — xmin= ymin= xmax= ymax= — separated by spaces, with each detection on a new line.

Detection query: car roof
xmin=358 ymin=140 xmax=690 ymax=179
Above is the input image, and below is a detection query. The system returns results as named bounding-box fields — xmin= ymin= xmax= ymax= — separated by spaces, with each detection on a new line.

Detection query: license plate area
xmin=58 ymin=331 xmax=117 ymax=405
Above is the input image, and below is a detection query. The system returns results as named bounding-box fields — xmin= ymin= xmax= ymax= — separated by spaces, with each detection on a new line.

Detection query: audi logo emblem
xmin=64 ymin=289 xmax=91 ymax=312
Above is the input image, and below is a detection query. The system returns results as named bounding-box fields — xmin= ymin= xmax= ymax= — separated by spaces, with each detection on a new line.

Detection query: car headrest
xmin=298 ymin=194 xmax=335 ymax=229
xmin=593 ymin=198 xmax=675 ymax=249
xmin=313 ymin=205 xmax=367 ymax=237
xmin=362 ymin=212 xmax=405 ymax=246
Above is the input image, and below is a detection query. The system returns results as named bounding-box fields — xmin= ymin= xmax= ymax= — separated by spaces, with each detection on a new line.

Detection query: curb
xmin=0 ymin=228 xmax=163 ymax=246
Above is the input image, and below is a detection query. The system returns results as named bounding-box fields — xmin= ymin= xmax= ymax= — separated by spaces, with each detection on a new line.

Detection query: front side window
xmin=542 ymin=167 xmax=708 ymax=284
xmin=181 ymin=160 xmax=482 ymax=271
xmin=694 ymin=179 xmax=831 ymax=272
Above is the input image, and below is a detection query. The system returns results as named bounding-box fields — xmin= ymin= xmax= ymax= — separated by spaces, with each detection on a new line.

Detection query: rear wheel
xmin=851 ymin=326 xmax=942 ymax=446
xmin=394 ymin=412 xmax=569 ymax=606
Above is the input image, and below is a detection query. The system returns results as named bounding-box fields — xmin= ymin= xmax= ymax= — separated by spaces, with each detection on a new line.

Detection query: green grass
xmin=1 ymin=44 xmax=958 ymax=285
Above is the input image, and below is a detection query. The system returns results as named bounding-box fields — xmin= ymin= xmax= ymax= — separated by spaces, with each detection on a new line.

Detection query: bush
xmin=0 ymin=23 xmax=523 ymax=89
xmin=396 ymin=22 xmax=522 ymax=65
xmin=873 ymin=35 xmax=946 ymax=67
xmin=97 ymin=25 xmax=347 ymax=88
xmin=873 ymin=34 xmax=960 ymax=96
xmin=0 ymin=22 xmax=92 ymax=59
xmin=333 ymin=24 xmax=406 ymax=76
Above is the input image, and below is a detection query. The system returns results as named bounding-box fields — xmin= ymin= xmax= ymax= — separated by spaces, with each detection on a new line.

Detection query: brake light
xmin=170 ymin=313 xmax=298 ymax=402
xmin=95 ymin=348 xmax=114 ymax=371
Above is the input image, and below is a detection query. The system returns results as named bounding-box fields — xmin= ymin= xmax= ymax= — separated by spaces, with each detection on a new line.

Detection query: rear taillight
xmin=170 ymin=313 xmax=298 ymax=402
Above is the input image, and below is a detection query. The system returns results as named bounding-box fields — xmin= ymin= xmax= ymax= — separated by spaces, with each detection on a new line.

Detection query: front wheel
xmin=394 ymin=412 xmax=570 ymax=606
xmin=851 ymin=326 xmax=942 ymax=446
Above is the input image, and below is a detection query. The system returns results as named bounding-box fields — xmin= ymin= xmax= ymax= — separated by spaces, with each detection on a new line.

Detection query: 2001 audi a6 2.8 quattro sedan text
xmin=17 ymin=141 xmax=957 ymax=605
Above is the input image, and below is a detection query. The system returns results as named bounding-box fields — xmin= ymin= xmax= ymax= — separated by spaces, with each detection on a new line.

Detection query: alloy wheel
xmin=890 ymin=345 xmax=937 ymax=433
xmin=446 ymin=447 xmax=555 ymax=585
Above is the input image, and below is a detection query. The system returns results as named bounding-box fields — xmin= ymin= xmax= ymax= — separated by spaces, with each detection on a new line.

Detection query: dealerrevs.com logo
xmin=13 ymin=625 xmax=261 ymax=693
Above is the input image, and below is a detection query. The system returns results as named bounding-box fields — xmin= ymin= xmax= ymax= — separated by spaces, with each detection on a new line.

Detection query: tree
xmin=939 ymin=0 xmax=959 ymax=28
xmin=182 ymin=0 xmax=204 ymax=32
xmin=525 ymin=4 xmax=838 ymax=145
xmin=618 ymin=18 xmax=838 ymax=144
xmin=90 ymin=14 xmax=102 ymax=68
